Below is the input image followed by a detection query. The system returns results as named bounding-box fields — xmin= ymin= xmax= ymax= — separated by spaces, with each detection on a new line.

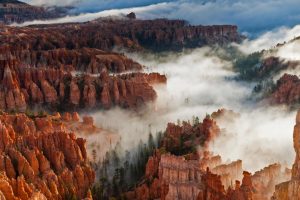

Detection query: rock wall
xmin=0 ymin=60 xmax=164 ymax=111
xmin=272 ymin=110 xmax=300 ymax=200
xmin=0 ymin=48 xmax=143 ymax=74
xmin=271 ymin=74 xmax=300 ymax=105
xmin=0 ymin=1 xmax=66 ymax=24
xmin=0 ymin=112 xmax=95 ymax=199
xmin=0 ymin=18 xmax=243 ymax=53
xmin=126 ymin=110 xmax=294 ymax=200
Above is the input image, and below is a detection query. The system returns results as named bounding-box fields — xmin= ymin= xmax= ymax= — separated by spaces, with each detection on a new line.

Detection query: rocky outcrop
xmin=161 ymin=116 xmax=220 ymax=155
xmin=270 ymin=74 xmax=300 ymax=105
xmin=0 ymin=18 xmax=243 ymax=53
xmin=272 ymin=110 xmax=300 ymax=200
xmin=4 ymin=48 xmax=143 ymax=74
xmin=0 ymin=112 xmax=95 ymax=199
xmin=0 ymin=60 xmax=164 ymax=111
xmin=0 ymin=1 xmax=67 ymax=24
xmin=211 ymin=160 xmax=243 ymax=190
xmin=126 ymin=111 xmax=294 ymax=200
xmin=252 ymin=163 xmax=290 ymax=199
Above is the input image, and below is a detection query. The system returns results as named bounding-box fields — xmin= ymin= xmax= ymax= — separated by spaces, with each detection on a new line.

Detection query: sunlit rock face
xmin=272 ymin=110 xmax=300 ymax=200
xmin=124 ymin=110 xmax=294 ymax=200
xmin=0 ymin=112 xmax=95 ymax=199
xmin=0 ymin=59 xmax=165 ymax=111
xmin=271 ymin=74 xmax=300 ymax=105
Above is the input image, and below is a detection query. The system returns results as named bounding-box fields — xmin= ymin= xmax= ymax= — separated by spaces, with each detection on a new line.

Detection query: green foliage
xmin=25 ymin=109 xmax=35 ymax=118
xmin=205 ymin=113 xmax=211 ymax=119
xmin=193 ymin=116 xmax=200 ymax=126
xmin=233 ymin=52 xmax=263 ymax=81
xmin=64 ymin=192 xmax=78 ymax=200
xmin=92 ymin=131 xmax=165 ymax=200
xmin=37 ymin=110 xmax=47 ymax=117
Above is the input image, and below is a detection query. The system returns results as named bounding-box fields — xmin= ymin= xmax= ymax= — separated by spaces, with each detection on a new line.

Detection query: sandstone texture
xmin=0 ymin=112 xmax=95 ymax=199
xmin=0 ymin=18 xmax=243 ymax=53
xmin=272 ymin=110 xmax=300 ymax=200
xmin=0 ymin=0 xmax=67 ymax=24
xmin=271 ymin=74 xmax=300 ymax=105
xmin=0 ymin=59 xmax=163 ymax=111
xmin=127 ymin=111 xmax=292 ymax=200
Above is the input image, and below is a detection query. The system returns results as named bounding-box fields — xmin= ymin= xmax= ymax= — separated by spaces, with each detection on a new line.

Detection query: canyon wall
xmin=270 ymin=74 xmax=300 ymax=105
xmin=272 ymin=110 xmax=300 ymax=200
xmin=126 ymin=111 xmax=292 ymax=200
xmin=0 ymin=18 xmax=243 ymax=53
xmin=0 ymin=112 xmax=95 ymax=199
xmin=0 ymin=59 xmax=165 ymax=111
xmin=0 ymin=1 xmax=66 ymax=24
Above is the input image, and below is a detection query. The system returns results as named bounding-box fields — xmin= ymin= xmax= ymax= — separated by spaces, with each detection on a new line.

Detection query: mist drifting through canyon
xmin=86 ymin=46 xmax=296 ymax=173
xmin=2 ymin=1 xmax=300 ymax=199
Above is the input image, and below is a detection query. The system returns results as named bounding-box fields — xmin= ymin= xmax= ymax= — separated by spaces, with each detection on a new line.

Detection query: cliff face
xmin=0 ymin=1 xmax=66 ymax=24
xmin=270 ymin=74 xmax=300 ymax=105
xmin=161 ymin=117 xmax=220 ymax=156
xmin=126 ymin=110 xmax=292 ymax=200
xmin=126 ymin=115 xmax=250 ymax=200
xmin=0 ymin=18 xmax=243 ymax=53
xmin=0 ymin=48 xmax=143 ymax=74
xmin=0 ymin=112 xmax=95 ymax=200
xmin=272 ymin=110 xmax=300 ymax=200
xmin=0 ymin=16 xmax=243 ymax=112
xmin=0 ymin=59 xmax=165 ymax=111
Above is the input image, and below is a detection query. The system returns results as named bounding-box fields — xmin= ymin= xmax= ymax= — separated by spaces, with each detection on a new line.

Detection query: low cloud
xmin=12 ymin=3 xmax=167 ymax=26
xmin=20 ymin=0 xmax=170 ymax=10
xmin=276 ymin=39 xmax=300 ymax=61
xmin=237 ymin=25 xmax=300 ymax=54
xmin=20 ymin=0 xmax=300 ymax=36
xmin=86 ymin=48 xmax=296 ymax=172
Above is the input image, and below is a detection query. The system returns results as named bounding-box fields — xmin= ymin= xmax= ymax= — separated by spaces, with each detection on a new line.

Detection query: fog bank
xmin=87 ymin=47 xmax=296 ymax=172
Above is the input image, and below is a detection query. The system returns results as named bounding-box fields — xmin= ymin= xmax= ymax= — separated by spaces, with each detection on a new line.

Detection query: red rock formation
xmin=271 ymin=73 xmax=300 ymax=105
xmin=126 ymin=111 xmax=295 ymax=200
xmin=226 ymin=171 xmax=254 ymax=200
xmin=161 ymin=117 xmax=220 ymax=155
xmin=0 ymin=112 xmax=95 ymax=199
xmin=0 ymin=18 xmax=242 ymax=54
xmin=212 ymin=160 xmax=243 ymax=190
xmin=0 ymin=60 xmax=164 ymax=111
xmin=0 ymin=1 xmax=67 ymax=24
xmin=251 ymin=163 xmax=290 ymax=199
xmin=272 ymin=110 xmax=300 ymax=200
xmin=9 ymin=48 xmax=143 ymax=74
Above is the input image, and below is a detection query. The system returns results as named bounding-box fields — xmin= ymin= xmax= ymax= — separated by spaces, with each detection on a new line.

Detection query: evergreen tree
xmin=148 ymin=133 xmax=155 ymax=152
xmin=194 ymin=117 xmax=200 ymax=126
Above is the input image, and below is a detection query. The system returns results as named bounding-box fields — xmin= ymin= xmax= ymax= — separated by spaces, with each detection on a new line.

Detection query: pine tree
xmin=148 ymin=133 xmax=155 ymax=152
xmin=194 ymin=117 xmax=200 ymax=126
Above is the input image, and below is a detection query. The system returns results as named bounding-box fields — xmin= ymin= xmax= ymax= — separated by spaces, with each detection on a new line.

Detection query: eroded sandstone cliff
xmin=272 ymin=110 xmax=300 ymax=200
xmin=0 ymin=0 xmax=67 ymax=24
xmin=0 ymin=18 xmax=243 ymax=53
xmin=125 ymin=111 xmax=292 ymax=200
xmin=0 ymin=112 xmax=95 ymax=199
xmin=0 ymin=59 xmax=165 ymax=111
xmin=270 ymin=74 xmax=300 ymax=105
